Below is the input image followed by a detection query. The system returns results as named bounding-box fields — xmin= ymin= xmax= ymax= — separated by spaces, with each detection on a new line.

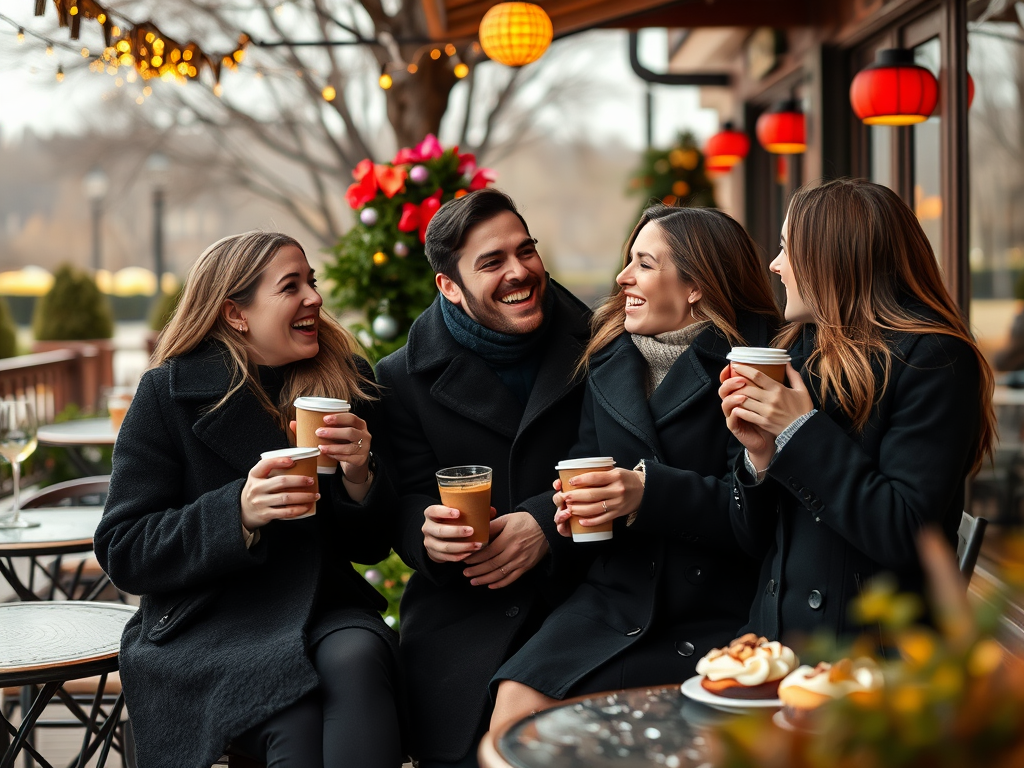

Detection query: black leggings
xmin=233 ymin=627 xmax=402 ymax=768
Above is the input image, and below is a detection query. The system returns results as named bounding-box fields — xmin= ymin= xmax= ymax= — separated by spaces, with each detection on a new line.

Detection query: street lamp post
xmin=146 ymin=153 xmax=169 ymax=292
xmin=83 ymin=168 xmax=109 ymax=272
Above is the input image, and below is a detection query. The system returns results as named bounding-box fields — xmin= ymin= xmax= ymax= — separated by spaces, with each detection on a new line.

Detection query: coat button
xmin=788 ymin=478 xmax=800 ymax=490
xmin=675 ymin=641 xmax=695 ymax=657
xmin=626 ymin=627 xmax=643 ymax=636
xmin=765 ymin=579 xmax=776 ymax=596
xmin=685 ymin=565 xmax=706 ymax=585
xmin=505 ymin=606 xmax=520 ymax=618
xmin=801 ymin=490 xmax=813 ymax=501
xmin=808 ymin=590 xmax=823 ymax=610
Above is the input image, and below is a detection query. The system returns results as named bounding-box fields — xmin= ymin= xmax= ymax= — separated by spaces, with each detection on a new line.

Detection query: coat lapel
xmin=430 ymin=353 xmax=522 ymax=441
xmin=169 ymin=344 xmax=290 ymax=476
xmin=589 ymin=337 xmax=661 ymax=456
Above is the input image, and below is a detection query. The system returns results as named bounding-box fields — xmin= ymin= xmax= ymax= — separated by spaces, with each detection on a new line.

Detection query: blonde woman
xmin=720 ymin=179 xmax=996 ymax=642
xmin=95 ymin=232 xmax=402 ymax=768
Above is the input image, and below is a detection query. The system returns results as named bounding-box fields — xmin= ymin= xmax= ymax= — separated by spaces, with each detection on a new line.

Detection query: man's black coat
xmin=376 ymin=281 xmax=590 ymax=762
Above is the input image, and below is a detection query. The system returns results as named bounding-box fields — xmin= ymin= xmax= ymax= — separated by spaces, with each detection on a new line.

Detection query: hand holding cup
xmin=241 ymin=449 xmax=321 ymax=530
xmin=422 ymin=503 xmax=497 ymax=564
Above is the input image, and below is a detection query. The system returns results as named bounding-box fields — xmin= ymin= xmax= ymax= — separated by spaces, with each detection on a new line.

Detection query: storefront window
xmin=913 ymin=38 xmax=943 ymax=263
xmin=870 ymin=125 xmax=893 ymax=190
xmin=968 ymin=15 xmax=1024 ymax=365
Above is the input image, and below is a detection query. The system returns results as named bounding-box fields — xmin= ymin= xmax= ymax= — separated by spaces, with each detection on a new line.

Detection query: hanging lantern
xmin=850 ymin=48 xmax=938 ymax=126
xmin=705 ymin=158 xmax=734 ymax=176
xmin=755 ymin=100 xmax=806 ymax=154
xmin=704 ymin=122 xmax=750 ymax=170
xmin=478 ymin=2 xmax=553 ymax=67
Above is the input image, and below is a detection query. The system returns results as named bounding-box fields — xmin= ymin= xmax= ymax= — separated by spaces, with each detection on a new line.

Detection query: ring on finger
xmin=602 ymin=501 xmax=608 ymax=513
xmin=357 ymin=438 xmax=363 ymax=448
xmin=499 ymin=566 xmax=507 ymax=576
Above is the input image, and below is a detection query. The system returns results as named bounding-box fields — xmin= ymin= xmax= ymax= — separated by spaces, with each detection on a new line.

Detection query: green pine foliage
xmin=628 ymin=131 xmax=717 ymax=218
xmin=0 ymin=296 xmax=17 ymax=359
xmin=33 ymin=264 xmax=114 ymax=341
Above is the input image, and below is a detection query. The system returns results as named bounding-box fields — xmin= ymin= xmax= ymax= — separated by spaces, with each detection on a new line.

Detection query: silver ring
xmin=500 ymin=566 xmax=507 ymax=575
xmin=357 ymin=438 xmax=363 ymax=448
xmin=602 ymin=501 xmax=608 ymax=513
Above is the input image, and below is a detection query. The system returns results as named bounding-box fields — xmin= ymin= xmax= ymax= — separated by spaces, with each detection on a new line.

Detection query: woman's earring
xmin=690 ymin=303 xmax=698 ymax=321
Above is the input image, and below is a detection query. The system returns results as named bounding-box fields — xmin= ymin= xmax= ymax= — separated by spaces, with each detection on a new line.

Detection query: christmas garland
xmin=326 ymin=134 xmax=496 ymax=360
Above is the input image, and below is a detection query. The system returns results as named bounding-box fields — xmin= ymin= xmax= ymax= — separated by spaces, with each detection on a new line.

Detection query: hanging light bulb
xmin=55 ymin=64 xmax=64 ymax=83
xmin=46 ymin=44 xmax=54 ymax=56
xmin=17 ymin=28 xmax=25 ymax=44
xmin=454 ymin=63 xmax=469 ymax=79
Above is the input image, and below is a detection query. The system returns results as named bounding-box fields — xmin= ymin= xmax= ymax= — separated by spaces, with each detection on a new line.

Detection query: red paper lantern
xmin=850 ymin=48 xmax=938 ymax=126
xmin=704 ymin=122 xmax=750 ymax=169
xmin=755 ymin=100 xmax=806 ymax=154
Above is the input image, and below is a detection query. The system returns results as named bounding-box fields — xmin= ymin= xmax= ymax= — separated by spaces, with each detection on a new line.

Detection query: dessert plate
xmin=680 ymin=676 xmax=783 ymax=713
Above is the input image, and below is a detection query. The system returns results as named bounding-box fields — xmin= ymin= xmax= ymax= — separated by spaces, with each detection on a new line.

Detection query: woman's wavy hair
xmin=578 ymin=205 xmax=780 ymax=375
xmin=778 ymin=178 xmax=995 ymax=472
xmin=150 ymin=231 xmax=373 ymax=431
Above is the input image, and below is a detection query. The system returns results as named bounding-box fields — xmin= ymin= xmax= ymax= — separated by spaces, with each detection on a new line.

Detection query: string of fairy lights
xmin=2 ymin=1 xmax=476 ymax=102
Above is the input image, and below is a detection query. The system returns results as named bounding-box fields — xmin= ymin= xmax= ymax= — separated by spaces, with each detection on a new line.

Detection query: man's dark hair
xmin=424 ymin=188 xmax=531 ymax=284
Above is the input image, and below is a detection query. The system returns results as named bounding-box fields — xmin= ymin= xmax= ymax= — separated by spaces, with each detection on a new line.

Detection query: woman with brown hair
xmin=489 ymin=205 xmax=781 ymax=728
xmin=719 ymin=178 xmax=995 ymax=642
xmin=95 ymin=232 xmax=402 ymax=768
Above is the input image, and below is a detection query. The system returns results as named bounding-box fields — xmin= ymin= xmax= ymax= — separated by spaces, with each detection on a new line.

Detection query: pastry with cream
xmin=695 ymin=633 xmax=799 ymax=699
xmin=778 ymin=658 xmax=884 ymax=726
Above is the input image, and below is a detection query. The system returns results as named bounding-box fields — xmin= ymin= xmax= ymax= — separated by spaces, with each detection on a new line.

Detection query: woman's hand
xmin=241 ymin=456 xmax=320 ymax=530
xmin=719 ymin=364 xmax=775 ymax=467
xmin=551 ymin=468 xmax=644 ymax=535
xmin=289 ymin=413 xmax=372 ymax=484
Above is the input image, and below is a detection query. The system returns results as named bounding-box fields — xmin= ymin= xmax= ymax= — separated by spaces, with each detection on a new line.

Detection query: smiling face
xmin=617 ymin=220 xmax=701 ymax=336
xmin=436 ymin=210 xmax=548 ymax=335
xmin=769 ymin=216 xmax=812 ymax=323
xmin=222 ymin=244 xmax=323 ymax=366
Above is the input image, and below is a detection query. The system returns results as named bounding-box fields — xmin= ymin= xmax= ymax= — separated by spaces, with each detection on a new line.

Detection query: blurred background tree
xmin=629 ymin=130 xmax=716 ymax=217
xmin=33 ymin=265 xmax=114 ymax=341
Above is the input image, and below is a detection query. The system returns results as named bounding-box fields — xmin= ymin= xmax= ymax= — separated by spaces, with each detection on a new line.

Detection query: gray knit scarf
xmin=631 ymin=321 xmax=710 ymax=397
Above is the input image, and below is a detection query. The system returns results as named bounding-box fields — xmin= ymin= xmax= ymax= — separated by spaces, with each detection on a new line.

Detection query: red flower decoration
xmin=346 ymin=173 xmax=377 ymax=208
xmin=397 ymin=190 xmax=443 ymax=243
xmin=375 ymin=165 xmax=407 ymax=198
xmin=392 ymin=133 xmax=445 ymax=165
xmin=468 ymin=167 xmax=497 ymax=191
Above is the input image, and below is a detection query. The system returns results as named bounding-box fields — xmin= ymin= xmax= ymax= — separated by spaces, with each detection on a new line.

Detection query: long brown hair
xmin=778 ymin=178 xmax=995 ymax=472
xmin=151 ymin=231 xmax=373 ymax=431
xmin=579 ymin=205 xmax=780 ymax=374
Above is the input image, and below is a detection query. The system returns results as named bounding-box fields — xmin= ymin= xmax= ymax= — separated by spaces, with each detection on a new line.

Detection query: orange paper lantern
xmin=755 ymin=100 xmax=806 ymax=154
xmin=478 ymin=2 xmax=553 ymax=67
xmin=850 ymin=49 xmax=938 ymax=126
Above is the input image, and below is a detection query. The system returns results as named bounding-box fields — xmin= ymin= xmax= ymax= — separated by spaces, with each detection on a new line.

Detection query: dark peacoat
xmin=94 ymin=343 xmax=397 ymax=768
xmin=731 ymin=319 xmax=983 ymax=641
xmin=375 ymin=280 xmax=591 ymax=762
xmin=493 ymin=312 xmax=771 ymax=699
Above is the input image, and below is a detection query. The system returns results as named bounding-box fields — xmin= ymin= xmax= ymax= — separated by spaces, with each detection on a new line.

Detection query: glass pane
xmin=870 ymin=125 xmax=893 ymax=189
xmin=913 ymin=38 xmax=942 ymax=263
xmin=968 ymin=22 xmax=1024 ymax=354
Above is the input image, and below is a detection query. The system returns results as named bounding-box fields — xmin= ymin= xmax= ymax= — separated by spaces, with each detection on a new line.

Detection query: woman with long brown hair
xmin=489 ymin=205 xmax=781 ymax=729
xmin=95 ymin=232 xmax=402 ymax=768
xmin=719 ymin=178 xmax=995 ymax=642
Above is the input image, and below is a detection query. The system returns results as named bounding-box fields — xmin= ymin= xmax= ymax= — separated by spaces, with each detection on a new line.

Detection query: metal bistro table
xmin=37 ymin=419 xmax=117 ymax=477
xmin=0 ymin=508 xmax=105 ymax=602
xmin=480 ymin=686 xmax=731 ymax=768
xmin=0 ymin=601 xmax=137 ymax=768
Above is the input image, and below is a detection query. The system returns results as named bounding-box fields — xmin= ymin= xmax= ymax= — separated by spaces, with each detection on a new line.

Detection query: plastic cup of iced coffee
xmin=435 ymin=466 xmax=492 ymax=545
xmin=107 ymin=386 xmax=135 ymax=431
xmin=555 ymin=457 xmax=616 ymax=542
xmin=294 ymin=396 xmax=351 ymax=474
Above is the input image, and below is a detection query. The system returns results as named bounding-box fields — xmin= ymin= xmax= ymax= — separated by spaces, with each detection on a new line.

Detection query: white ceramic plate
xmin=680 ymin=676 xmax=783 ymax=713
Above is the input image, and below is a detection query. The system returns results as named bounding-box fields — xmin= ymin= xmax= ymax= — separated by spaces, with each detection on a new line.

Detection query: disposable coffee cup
xmin=106 ymin=386 xmax=135 ymax=431
xmin=260 ymin=446 xmax=320 ymax=519
xmin=726 ymin=347 xmax=792 ymax=384
xmin=436 ymin=466 xmax=492 ymax=545
xmin=555 ymin=457 xmax=616 ymax=542
xmin=294 ymin=397 xmax=351 ymax=474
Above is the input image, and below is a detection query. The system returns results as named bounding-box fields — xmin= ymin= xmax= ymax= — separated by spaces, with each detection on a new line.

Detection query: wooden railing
xmin=0 ymin=344 xmax=113 ymax=422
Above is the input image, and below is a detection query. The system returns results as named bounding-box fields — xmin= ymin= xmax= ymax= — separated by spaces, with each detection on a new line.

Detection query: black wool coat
xmin=375 ymin=281 xmax=591 ymax=762
xmin=94 ymin=343 xmax=397 ymax=768
xmin=732 ymin=322 xmax=983 ymax=641
xmin=493 ymin=313 xmax=770 ymax=699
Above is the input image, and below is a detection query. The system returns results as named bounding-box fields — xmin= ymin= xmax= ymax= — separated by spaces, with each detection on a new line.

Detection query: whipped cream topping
xmin=778 ymin=658 xmax=883 ymax=699
xmin=696 ymin=637 xmax=799 ymax=686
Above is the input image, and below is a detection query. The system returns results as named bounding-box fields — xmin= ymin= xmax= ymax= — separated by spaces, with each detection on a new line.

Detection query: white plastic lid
xmin=294 ymin=396 xmax=350 ymax=413
xmin=727 ymin=347 xmax=791 ymax=364
xmin=261 ymin=447 xmax=321 ymax=461
xmin=555 ymin=457 xmax=616 ymax=471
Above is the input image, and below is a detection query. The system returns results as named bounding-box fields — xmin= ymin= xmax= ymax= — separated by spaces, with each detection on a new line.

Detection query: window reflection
xmin=913 ymin=39 xmax=943 ymax=263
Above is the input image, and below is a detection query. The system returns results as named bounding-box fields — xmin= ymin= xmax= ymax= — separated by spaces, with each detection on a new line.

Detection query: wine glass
xmin=0 ymin=398 xmax=39 ymax=529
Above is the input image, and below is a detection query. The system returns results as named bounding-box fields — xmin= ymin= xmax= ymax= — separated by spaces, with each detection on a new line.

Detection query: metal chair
xmin=957 ymin=511 xmax=988 ymax=585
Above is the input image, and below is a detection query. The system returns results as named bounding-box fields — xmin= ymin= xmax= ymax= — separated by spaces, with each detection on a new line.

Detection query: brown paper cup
xmin=294 ymin=397 xmax=351 ymax=474
xmin=726 ymin=347 xmax=791 ymax=384
xmin=261 ymin=446 xmax=320 ymax=519
xmin=555 ymin=457 xmax=616 ymax=542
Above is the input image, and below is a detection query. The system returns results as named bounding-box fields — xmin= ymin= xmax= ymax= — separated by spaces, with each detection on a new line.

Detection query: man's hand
xmin=461 ymin=512 xmax=549 ymax=589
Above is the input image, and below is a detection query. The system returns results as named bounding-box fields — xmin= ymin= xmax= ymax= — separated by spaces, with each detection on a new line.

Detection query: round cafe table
xmin=0 ymin=601 xmax=137 ymax=768
xmin=0 ymin=507 xmax=104 ymax=601
xmin=36 ymin=418 xmax=117 ymax=447
xmin=479 ymin=686 xmax=730 ymax=768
